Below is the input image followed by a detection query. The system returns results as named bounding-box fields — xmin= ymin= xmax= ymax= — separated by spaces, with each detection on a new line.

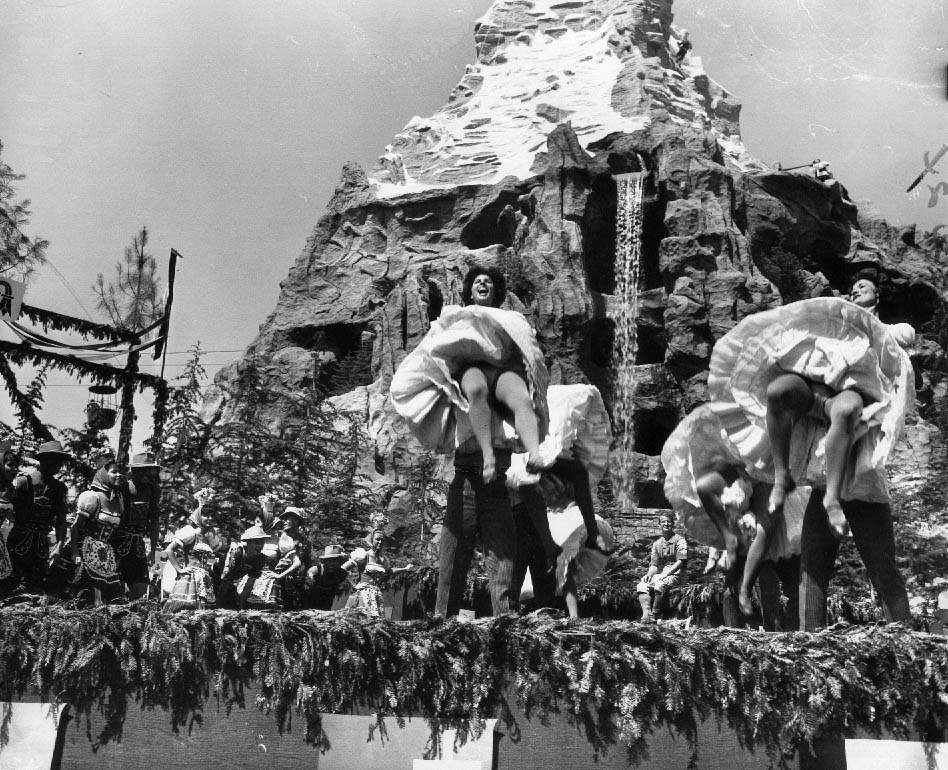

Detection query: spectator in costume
xmin=305 ymin=544 xmax=352 ymax=610
xmin=72 ymin=459 xmax=128 ymax=604
xmin=0 ymin=442 xmax=20 ymax=586
xmin=160 ymin=487 xmax=214 ymax=599
xmin=278 ymin=506 xmax=310 ymax=608
xmin=3 ymin=440 xmax=70 ymax=596
xmin=116 ymin=450 xmax=162 ymax=600
xmin=636 ymin=513 xmax=688 ymax=622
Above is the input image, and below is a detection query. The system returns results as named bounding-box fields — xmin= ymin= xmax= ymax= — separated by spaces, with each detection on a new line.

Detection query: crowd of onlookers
xmin=0 ymin=439 xmax=410 ymax=616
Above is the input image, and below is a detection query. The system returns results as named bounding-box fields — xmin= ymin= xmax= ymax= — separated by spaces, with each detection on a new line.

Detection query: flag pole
xmin=157 ymin=249 xmax=181 ymax=383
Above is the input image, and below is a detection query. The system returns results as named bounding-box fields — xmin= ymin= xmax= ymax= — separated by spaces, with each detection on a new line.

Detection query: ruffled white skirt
xmin=708 ymin=297 xmax=914 ymax=503
xmin=661 ymin=404 xmax=805 ymax=560
xmin=390 ymin=305 xmax=549 ymax=453
xmin=506 ymin=383 xmax=613 ymax=488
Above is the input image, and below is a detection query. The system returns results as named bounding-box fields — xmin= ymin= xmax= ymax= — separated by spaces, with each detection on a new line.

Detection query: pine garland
xmin=0 ymin=606 xmax=946 ymax=766
xmin=0 ymin=340 xmax=164 ymax=391
xmin=19 ymin=303 xmax=138 ymax=343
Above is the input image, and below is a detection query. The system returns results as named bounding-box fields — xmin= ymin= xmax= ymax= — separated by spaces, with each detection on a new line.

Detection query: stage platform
xmin=0 ymin=606 xmax=945 ymax=769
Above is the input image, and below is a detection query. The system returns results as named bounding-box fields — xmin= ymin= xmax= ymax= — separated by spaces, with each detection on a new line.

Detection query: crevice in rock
xmin=425 ymin=280 xmax=444 ymax=323
xmin=632 ymin=406 xmax=678 ymax=456
xmin=287 ymin=322 xmax=373 ymax=395
xmin=459 ymin=190 xmax=523 ymax=249
xmin=580 ymin=174 xmax=617 ymax=294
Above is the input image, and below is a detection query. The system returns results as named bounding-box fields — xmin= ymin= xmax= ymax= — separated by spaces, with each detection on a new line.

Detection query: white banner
xmin=0 ymin=277 xmax=26 ymax=321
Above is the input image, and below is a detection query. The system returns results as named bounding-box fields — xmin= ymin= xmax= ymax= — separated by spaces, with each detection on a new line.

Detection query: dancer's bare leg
xmin=739 ymin=508 xmax=777 ymax=616
xmin=553 ymin=458 xmax=600 ymax=550
xmin=695 ymin=470 xmax=739 ymax=565
xmin=494 ymin=371 xmax=543 ymax=467
xmin=460 ymin=367 xmax=496 ymax=483
xmin=765 ymin=374 xmax=813 ymax=513
xmin=823 ymin=390 xmax=863 ymax=538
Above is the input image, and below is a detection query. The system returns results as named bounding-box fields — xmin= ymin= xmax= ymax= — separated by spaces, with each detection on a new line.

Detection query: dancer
xmin=710 ymin=273 xmax=914 ymax=614
xmin=506 ymin=384 xmax=614 ymax=618
xmin=391 ymin=264 xmax=550 ymax=483
xmin=662 ymin=404 xmax=807 ymax=621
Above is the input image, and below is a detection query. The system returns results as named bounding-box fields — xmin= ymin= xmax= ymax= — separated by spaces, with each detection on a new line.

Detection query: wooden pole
xmin=117 ymin=347 xmax=140 ymax=464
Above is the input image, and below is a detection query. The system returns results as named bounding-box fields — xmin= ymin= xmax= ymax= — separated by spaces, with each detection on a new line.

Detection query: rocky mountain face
xmin=205 ymin=0 xmax=948 ymax=540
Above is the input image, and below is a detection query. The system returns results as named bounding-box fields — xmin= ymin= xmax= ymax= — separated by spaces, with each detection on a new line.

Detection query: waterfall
xmin=612 ymin=172 xmax=645 ymax=510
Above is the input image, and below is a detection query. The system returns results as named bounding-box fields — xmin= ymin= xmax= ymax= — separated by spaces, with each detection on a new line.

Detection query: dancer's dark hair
xmin=461 ymin=265 xmax=506 ymax=308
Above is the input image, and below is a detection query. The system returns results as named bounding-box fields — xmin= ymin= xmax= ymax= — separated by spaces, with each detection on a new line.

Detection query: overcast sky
xmin=0 ymin=0 xmax=946 ymax=443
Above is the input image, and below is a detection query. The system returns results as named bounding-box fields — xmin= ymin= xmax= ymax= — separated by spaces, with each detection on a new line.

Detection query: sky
xmin=0 ymin=0 xmax=946 ymax=447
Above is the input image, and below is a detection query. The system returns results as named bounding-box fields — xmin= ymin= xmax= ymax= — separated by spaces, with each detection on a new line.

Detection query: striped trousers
xmin=799 ymin=496 xmax=910 ymax=631
xmin=435 ymin=451 xmax=518 ymax=617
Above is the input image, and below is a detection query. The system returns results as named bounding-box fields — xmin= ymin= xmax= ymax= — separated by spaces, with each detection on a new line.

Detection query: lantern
xmin=86 ymin=384 xmax=119 ymax=430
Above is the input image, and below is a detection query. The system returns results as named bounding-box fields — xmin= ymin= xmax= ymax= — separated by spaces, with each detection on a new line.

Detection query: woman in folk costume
xmin=224 ymin=494 xmax=299 ymax=610
xmin=162 ymin=542 xmax=216 ymax=612
xmin=0 ymin=443 xmax=20 ymax=584
xmin=72 ymin=459 xmax=130 ymax=604
xmin=221 ymin=526 xmax=272 ymax=608
xmin=661 ymin=404 xmax=807 ymax=617
xmin=505 ymin=383 xmax=614 ymax=618
xmin=390 ymin=264 xmax=550 ymax=484
xmin=708 ymin=272 xmax=914 ymax=612
xmin=160 ymin=487 xmax=215 ymax=600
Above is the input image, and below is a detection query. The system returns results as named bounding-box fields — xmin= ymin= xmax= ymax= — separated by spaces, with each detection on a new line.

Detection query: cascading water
xmin=611 ymin=172 xmax=645 ymax=510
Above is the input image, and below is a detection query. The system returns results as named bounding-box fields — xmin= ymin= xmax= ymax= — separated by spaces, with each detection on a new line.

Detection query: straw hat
xmin=319 ymin=544 xmax=346 ymax=560
xmin=240 ymin=525 xmax=270 ymax=542
xmin=130 ymin=451 xmax=161 ymax=469
xmin=282 ymin=506 xmax=307 ymax=520
xmin=33 ymin=441 xmax=71 ymax=460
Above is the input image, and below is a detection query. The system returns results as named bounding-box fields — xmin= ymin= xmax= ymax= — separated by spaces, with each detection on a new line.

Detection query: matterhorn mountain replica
xmin=206 ymin=0 xmax=946 ymax=538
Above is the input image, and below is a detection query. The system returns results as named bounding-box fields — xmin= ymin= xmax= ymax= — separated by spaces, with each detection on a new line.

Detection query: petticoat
xmin=390 ymin=305 xmax=549 ymax=453
xmin=520 ymin=505 xmax=614 ymax=599
xmin=660 ymin=404 xmax=805 ymax=560
xmin=708 ymin=297 xmax=914 ymax=503
xmin=505 ymin=383 xmax=613 ymax=488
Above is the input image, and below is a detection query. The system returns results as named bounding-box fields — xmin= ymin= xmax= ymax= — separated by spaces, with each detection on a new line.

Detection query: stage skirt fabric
xmin=520 ymin=505 xmax=614 ymax=600
xmin=661 ymin=404 xmax=805 ymax=561
xmin=390 ymin=304 xmax=549 ymax=453
xmin=708 ymin=297 xmax=914 ymax=503
xmin=506 ymin=383 xmax=612 ymax=488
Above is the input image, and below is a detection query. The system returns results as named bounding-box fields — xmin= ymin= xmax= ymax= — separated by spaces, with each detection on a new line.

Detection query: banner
xmin=152 ymin=248 xmax=179 ymax=360
xmin=0 ymin=277 xmax=26 ymax=321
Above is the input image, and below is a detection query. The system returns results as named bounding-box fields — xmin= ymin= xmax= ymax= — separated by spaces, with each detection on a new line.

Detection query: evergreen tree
xmin=92 ymin=226 xmax=162 ymax=332
xmin=0 ymin=141 xmax=48 ymax=277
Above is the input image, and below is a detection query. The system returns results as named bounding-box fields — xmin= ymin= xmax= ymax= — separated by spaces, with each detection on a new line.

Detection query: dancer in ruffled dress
xmin=506 ymin=383 xmax=614 ymax=618
xmin=709 ymin=273 xmax=914 ymax=614
xmin=662 ymin=404 xmax=806 ymax=620
xmin=391 ymin=264 xmax=550 ymax=483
